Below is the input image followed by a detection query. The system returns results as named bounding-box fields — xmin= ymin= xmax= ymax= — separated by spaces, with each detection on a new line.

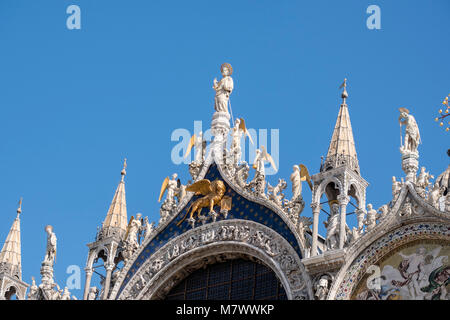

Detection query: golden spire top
xmin=121 ymin=158 xmax=127 ymax=182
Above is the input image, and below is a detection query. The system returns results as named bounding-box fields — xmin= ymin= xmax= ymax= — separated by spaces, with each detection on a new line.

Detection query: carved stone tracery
xmin=109 ymin=220 xmax=313 ymax=300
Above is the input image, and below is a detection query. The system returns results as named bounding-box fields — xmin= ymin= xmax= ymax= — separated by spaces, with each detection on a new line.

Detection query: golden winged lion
xmin=177 ymin=179 xmax=231 ymax=226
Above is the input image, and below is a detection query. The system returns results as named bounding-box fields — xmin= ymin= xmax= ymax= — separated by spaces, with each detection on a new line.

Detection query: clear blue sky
xmin=0 ymin=0 xmax=448 ymax=298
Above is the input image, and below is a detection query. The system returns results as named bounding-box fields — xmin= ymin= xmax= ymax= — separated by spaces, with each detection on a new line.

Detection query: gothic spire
xmin=0 ymin=198 xmax=23 ymax=279
xmin=101 ymin=159 xmax=128 ymax=239
xmin=322 ymin=79 xmax=360 ymax=174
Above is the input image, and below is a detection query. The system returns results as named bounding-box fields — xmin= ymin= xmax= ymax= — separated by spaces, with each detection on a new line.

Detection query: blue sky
xmin=0 ymin=0 xmax=448 ymax=298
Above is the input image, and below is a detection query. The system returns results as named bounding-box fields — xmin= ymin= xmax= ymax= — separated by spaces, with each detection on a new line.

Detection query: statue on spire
xmin=44 ymin=225 xmax=57 ymax=265
xmin=213 ymin=63 xmax=234 ymax=114
xmin=399 ymin=108 xmax=421 ymax=154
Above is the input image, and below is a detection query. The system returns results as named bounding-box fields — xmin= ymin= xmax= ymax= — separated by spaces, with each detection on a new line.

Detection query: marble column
xmin=311 ymin=202 xmax=321 ymax=256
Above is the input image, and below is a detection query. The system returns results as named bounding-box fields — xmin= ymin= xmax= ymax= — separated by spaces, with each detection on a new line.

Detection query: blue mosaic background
xmin=118 ymin=163 xmax=303 ymax=296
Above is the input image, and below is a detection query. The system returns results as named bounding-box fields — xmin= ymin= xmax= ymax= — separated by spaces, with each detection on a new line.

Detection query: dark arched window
xmin=166 ymin=259 xmax=287 ymax=300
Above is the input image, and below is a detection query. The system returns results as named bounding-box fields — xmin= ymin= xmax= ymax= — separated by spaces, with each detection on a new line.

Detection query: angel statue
xmin=399 ymin=108 xmax=421 ymax=154
xmin=142 ymin=216 xmax=155 ymax=240
xmin=290 ymin=164 xmax=313 ymax=201
xmin=213 ymin=63 xmax=234 ymax=114
xmin=125 ymin=213 xmax=143 ymax=248
xmin=253 ymin=146 xmax=277 ymax=177
xmin=229 ymin=118 xmax=254 ymax=166
xmin=250 ymin=146 xmax=277 ymax=197
xmin=44 ymin=225 xmax=57 ymax=265
xmin=184 ymin=132 xmax=207 ymax=164
xmin=176 ymin=179 xmax=231 ymax=227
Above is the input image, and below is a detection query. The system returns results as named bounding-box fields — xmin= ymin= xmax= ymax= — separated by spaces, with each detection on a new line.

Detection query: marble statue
xmin=87 ymin=287 xmax=98 ymax=300
xmin=392 ymin=176 xmax=403 ymax=200
xmin=194 ymin=131 xmax=205 ymax=163
xmin=27 ymin=276 xmax=38 ymax=300
xmin=267 ymin=178 xmax=287 ymax=207
xmin=61 ymin=287 xmax=71 ymax=300
xmin=314 ymin=277 xmax=329 ymax=300
xmin=365 ymin=204 xmax=377 ymax=231
xmin=428 ymin=183 xmax=443 ymax=209
xmin=126 ymin=213 xmax=143 ymax=249
xmin=378 ymin=204 xmax=389 ymax=219
xmin=356 ymin=209 xmax=365 ymax=233
xmin=290 ymin=165 xmax=302 ymax=200
xmin=44 ymin=225 xmax=57 ymax=265
xmin=324 ymin=203 xmax=340 ymax=250
xmin=143 ymin=216 xmax=155 ymax=240
xmin=213 ymin=63 xmax=234 ymax=114
xmin=417 ymin=167 xmax=434 ymax=189
xmin=399 ymin=108 xmax=421 ymax=153
xmin=166 ymin=174 xmax=179 ymax=204
xmin=248 ymin=147 xmax=276 ymax=198
xmin=230 ymin=118 xmax=243 ymax=165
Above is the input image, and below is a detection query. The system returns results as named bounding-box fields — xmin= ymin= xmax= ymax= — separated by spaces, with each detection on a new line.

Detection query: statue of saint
xmin=324 ymin=203 xmax=340 ymax=250
xmin=143 ymin=216 xmax=155 ymax=240
xmin=399 ymin=108 xmax=421 ymax=153
xmin=213 ymin=63 xmax=234 ymax=114
xmin=44 ymin=225 xmax=57 ymax=265
xmin=230 ymin=119 xmax=243 ymax=164
xmin=126 ymin=213 xmax=143 ymax=249
xmin=365 ymin=204 xmax=377 ymax=231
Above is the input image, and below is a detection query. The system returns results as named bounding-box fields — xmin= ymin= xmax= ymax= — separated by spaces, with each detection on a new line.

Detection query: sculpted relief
xmin=113 ymin=220 xmax=312 ymax=300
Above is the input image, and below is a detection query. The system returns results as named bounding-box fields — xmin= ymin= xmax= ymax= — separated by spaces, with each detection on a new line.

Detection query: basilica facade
xmin=1 ymin=65 xmax=449 ymax=300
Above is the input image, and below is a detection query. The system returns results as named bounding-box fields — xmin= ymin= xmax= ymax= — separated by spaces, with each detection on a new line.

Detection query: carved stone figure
xmin=392 ymin=176 xmax=403 ymax=201
xmin=365 ymin=204 xmax=377 ymax=231
xmin=235 ymin=161 xmax=250 ymax=189
xmin=417 ymin=167 xmax=434 ymax=189
xmin=314 ymin=277 xmax=329 ymax=300
xmin=44 ymin=225 xmax=57 ymax=265
xmin=194 ymin=131 xmax=205 ymax=163
xmin=61 ymin=287 xmax=71 ymax=300
xmin=158 ymin=174 xmax=180 ymax=222
xmin=125 ymin=213 xmax=142 ymax=249
xmin=399 ymin=108 xmax=421 ymax=154
xmin=250 ymin=147 xmax=276 ymax=198
xmin=87 ymin=287 xmax=98 ymax=300
xmin=143 ymin=217 xmax=155 ymax=240
xmin=324 ymin=203 xmax=340 ymax=250
xmin=356 ymin=208 xmax=365 ymax=233
xmin=213 ymin=63 xmax=234 ymax=114
xmin=378 ymin=204 xmax=389 ymax=219
xmin=297 ymin=216 xmax=312 ymax=248
xmin=428 ymin=183 xmax=443 ymax=209
xmin=230 ymin=118 xmax=243 ymax=165
xmin=267 ymin=178 xmax=287 ymax=207
xmin=27 ymin=276 xmax=38 ymax=300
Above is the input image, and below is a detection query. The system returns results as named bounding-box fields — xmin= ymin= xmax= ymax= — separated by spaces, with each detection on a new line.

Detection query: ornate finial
xmin=121 ymin=158 xmax=127 ymax=181
xmin=17 ymin=197 xmax=23 ymax=217
xmin=339 ymin=78 xmax=348 ymax=103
